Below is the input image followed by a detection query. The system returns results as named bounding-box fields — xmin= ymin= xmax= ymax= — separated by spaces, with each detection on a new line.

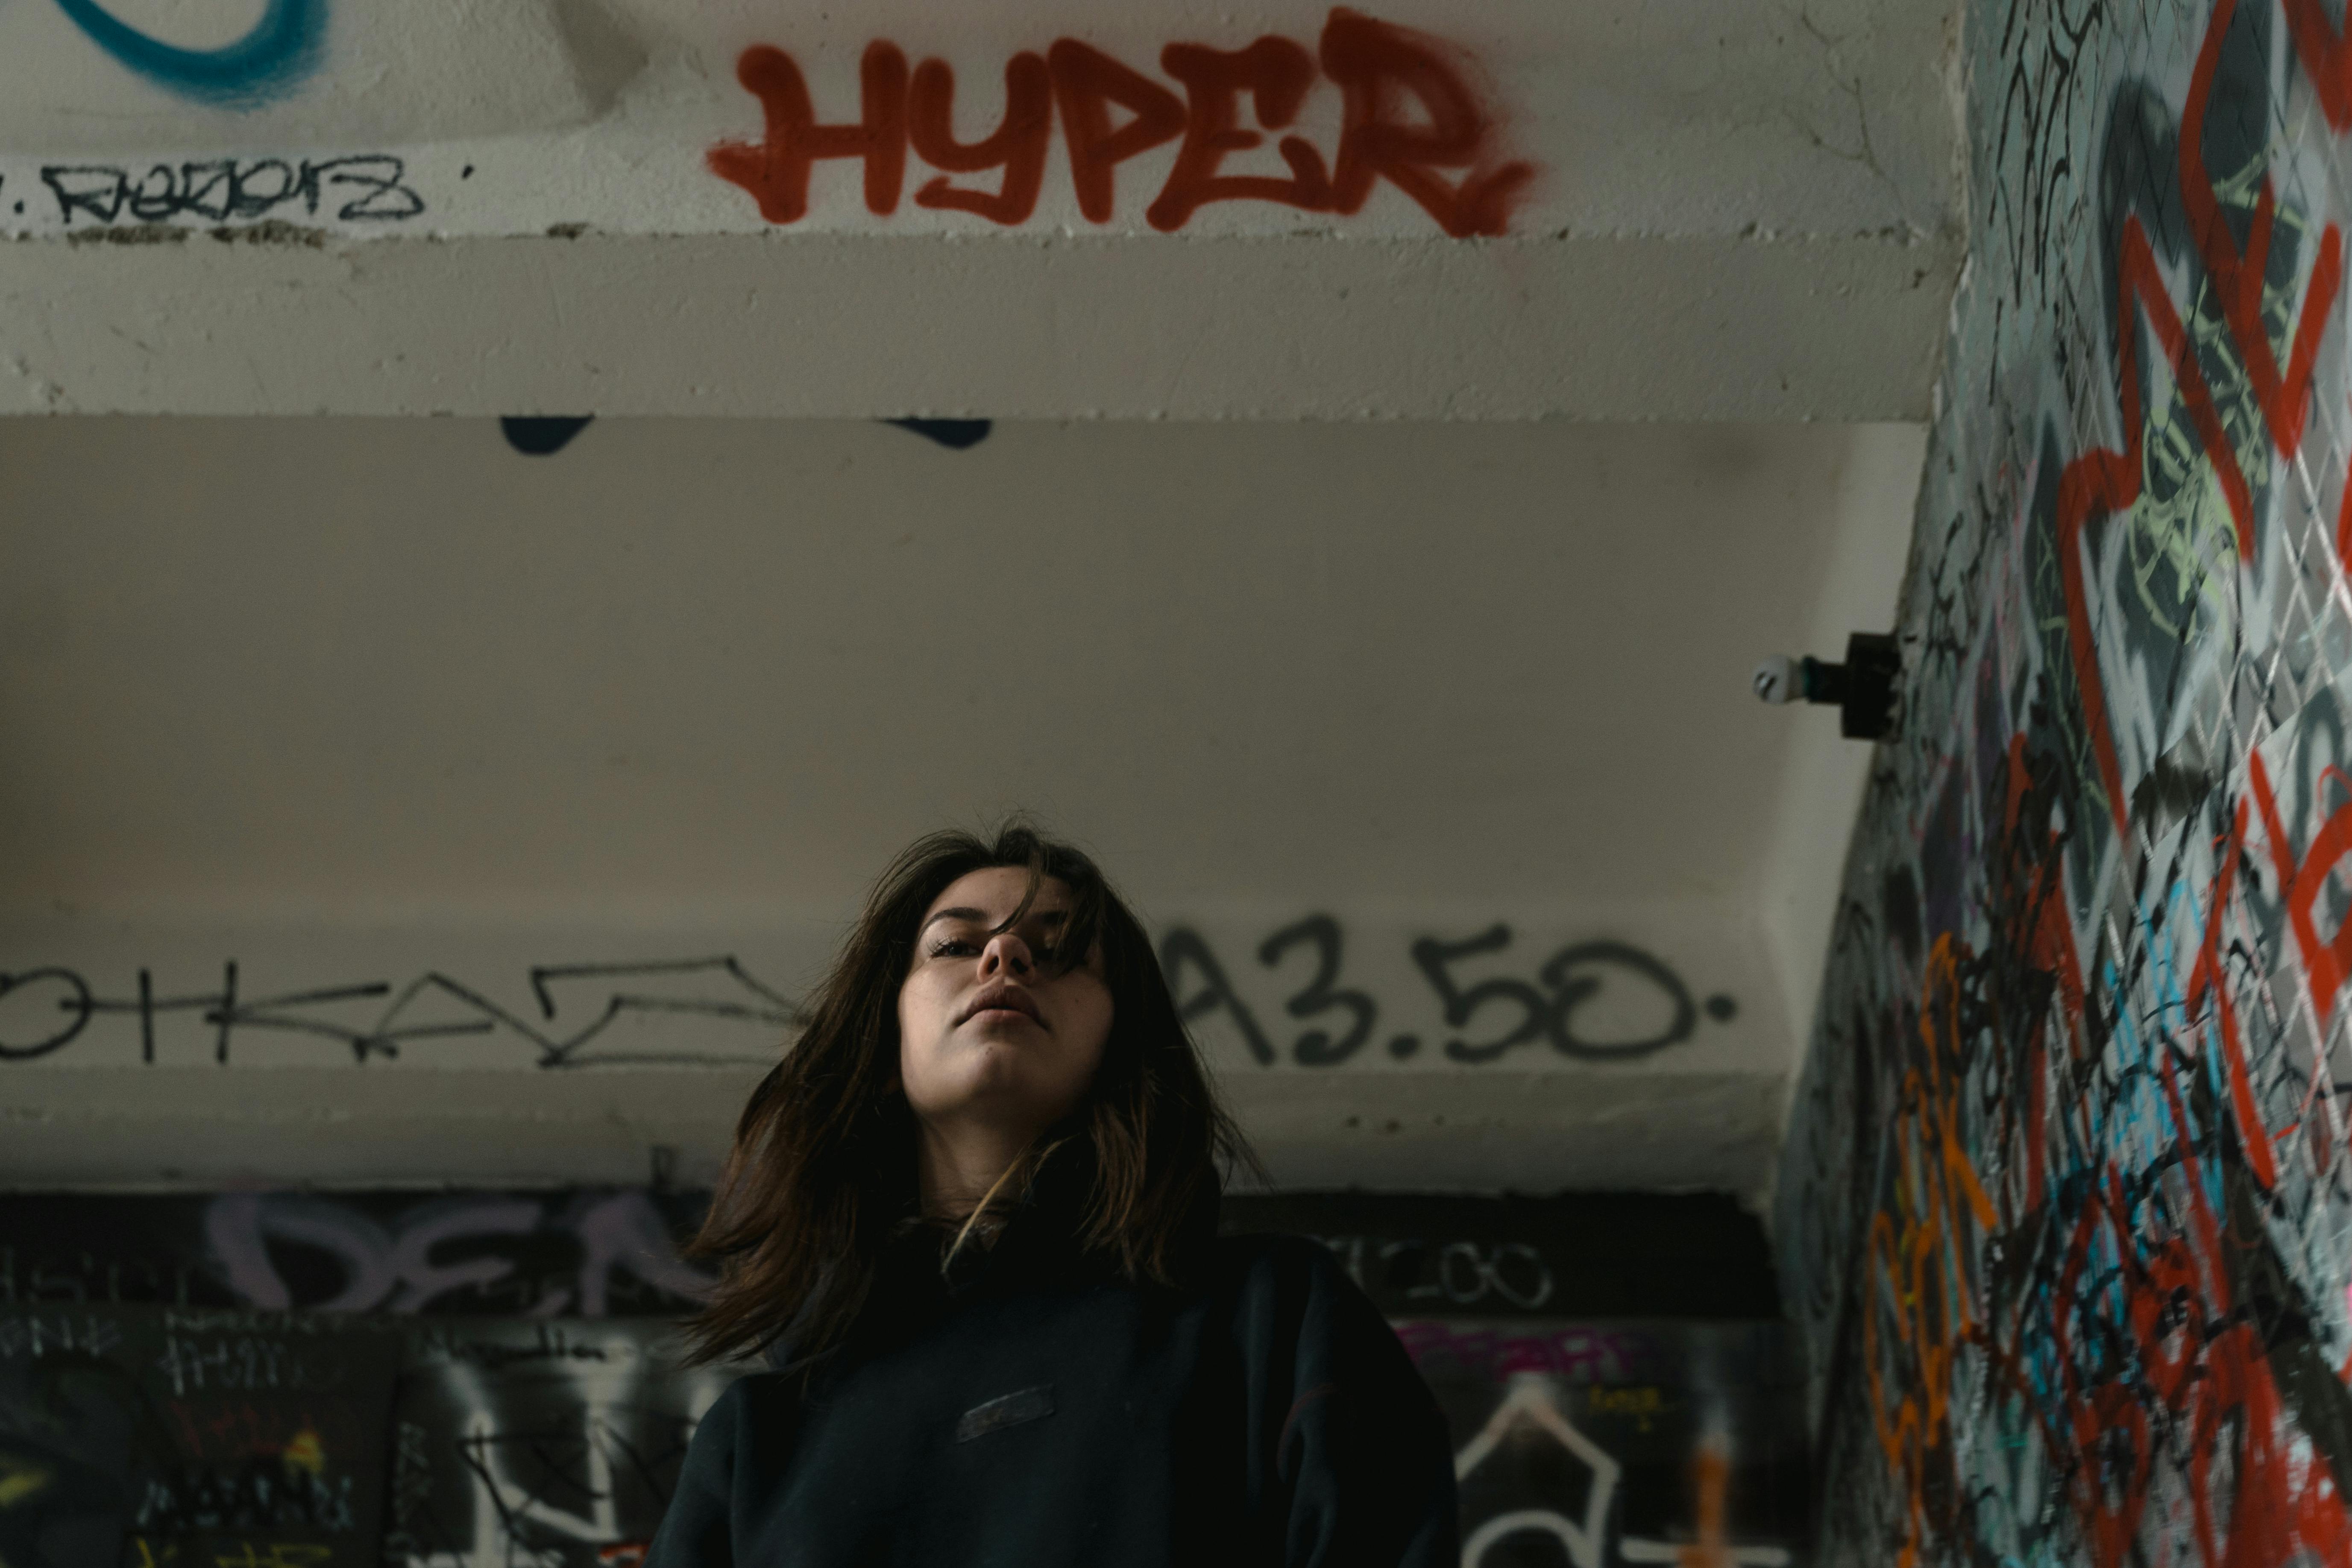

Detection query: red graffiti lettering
xmin=1320 ymin=8 xmax=1534 ymax=237
xmin=907 ymin=54 xmax=1052 ymax=226
xmin=2337 ymin=396 xmax=2352 ymax=568
xmin=708 ymin=10 xmax=1537 ymax=235
xmin=1147 ymin=38 xmax=1331 ymax=232
xmin=707 ymin=41 xmax=909 ymax=223
xmin=1047 ymin=39 xmax=1188 ymax=225
xmin=2249 ymin=749 xmax=2352 ymax=1043
xmin=2185 ymin=0 xmax=2342 ymax=460
xmin=2050 ymin=0 xmax=2352 ymax=850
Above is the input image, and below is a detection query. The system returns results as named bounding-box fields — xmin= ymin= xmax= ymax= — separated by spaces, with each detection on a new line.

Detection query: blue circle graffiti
xmin=48 ymin=0 xmax=326 ymax=107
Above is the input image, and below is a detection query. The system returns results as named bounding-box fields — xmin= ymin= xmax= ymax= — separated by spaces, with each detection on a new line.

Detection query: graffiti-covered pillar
xmin=1779 ymin=0 xmax=2352 ymax=1562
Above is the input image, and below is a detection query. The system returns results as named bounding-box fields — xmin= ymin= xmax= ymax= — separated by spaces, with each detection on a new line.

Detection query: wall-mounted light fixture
xmin=1753 ymin=633 xmax=1899 ymax=742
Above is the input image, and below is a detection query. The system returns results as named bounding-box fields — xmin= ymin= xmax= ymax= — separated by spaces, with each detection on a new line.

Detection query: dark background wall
xmin=1 ymin=1188 xmax=1803 ymax=1567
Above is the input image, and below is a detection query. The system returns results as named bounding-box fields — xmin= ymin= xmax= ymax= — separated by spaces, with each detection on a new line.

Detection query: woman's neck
xmin=915 ymin=1118 xmax=1038 ymax=1219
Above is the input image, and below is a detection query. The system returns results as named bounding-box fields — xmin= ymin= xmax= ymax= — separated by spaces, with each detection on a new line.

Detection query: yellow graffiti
xmin=211 ymin=1545 xmax=332 ymax=1568
xmin=281 ymin=1427 xmax=326 ymax=1475
xmin=1587 ymin=1385 xmax=1671 ymax=1432
xmin=0 ymin=1454 xmax=52 ymax=1510
xmin=129 ymin=1540 xmax=331 ymax=1568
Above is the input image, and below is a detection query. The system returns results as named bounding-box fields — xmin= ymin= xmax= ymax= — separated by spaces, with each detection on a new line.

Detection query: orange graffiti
xmin=1862 ymin=936 xmax=2003 ymax=1568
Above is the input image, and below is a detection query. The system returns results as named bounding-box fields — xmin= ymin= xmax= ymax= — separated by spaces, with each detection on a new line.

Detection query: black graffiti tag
xmin=0 ymin=957 xmax=795 ymax=1069
xmin=1538 ymin=940 xmax=1701 ymax=1060
xmin=1164 ymin=918 xmax=1724 ymax=1067
xmin=1162 ymin=927 xmax=1277 ymax=1065
xmin=1258 ymin=915 xmax=1379 ymax=1066
xmin=41 ymin=154 xmax=424 ymax=227
xmin=0 ymin=968 xmax=93 ymax=1060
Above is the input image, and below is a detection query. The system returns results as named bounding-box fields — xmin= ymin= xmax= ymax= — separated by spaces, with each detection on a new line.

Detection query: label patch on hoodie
xmin=956 ymin=1384 xmax=1056 ymax=1442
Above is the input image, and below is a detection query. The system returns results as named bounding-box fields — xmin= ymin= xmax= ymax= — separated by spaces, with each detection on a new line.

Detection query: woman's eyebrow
xmin=920 ymin=905 xmax=1071 ymax=934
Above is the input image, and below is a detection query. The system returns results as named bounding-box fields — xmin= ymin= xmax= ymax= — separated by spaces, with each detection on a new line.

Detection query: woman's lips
xmin=961 ymin=988 xmax=1043 ymax=1026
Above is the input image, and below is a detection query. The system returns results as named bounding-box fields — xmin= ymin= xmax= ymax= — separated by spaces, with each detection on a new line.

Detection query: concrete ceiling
xmin=0 ymin=418 xmax=1864 ymax=909
xmin=0 ymin=0 xmax=1953 ymax=1196
xmin=0 ymin=416 xmax=1922 ymax=1196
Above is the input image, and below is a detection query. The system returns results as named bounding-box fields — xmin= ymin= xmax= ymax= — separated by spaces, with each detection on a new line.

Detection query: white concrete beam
xmin=0 ymin=228 xmax=1958 ymax=421
xmin=0 ymin=0 xmax=1962 ymax=419
xmin=0 ymin=902 xmax=1787 ymax=1195
xmin=0 ymin=1066 xmax=1786 ymax=1195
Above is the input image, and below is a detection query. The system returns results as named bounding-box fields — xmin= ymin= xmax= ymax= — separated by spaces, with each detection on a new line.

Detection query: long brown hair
xmin=682 ymin=822 xmax=1250 ymax=1368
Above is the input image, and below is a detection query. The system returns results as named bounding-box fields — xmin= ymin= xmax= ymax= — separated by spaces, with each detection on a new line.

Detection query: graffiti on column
xmin=385 ymin=1319 xmax=739 ymax=1568
xmin=0 ymin=1190 xmax=718 ymax=1316
xmin=0 ymin=1308 xmax=1805 ymax=1568
xmin=1779 ymin=0 xmax=2352 ymax=1563
xmin=1405 ymin=1322 xmax=1807 ymax=1568
xmin=0 ymin=1192 xmax=1801 ymax=1561
xmin=0 ymin=1307 xmax=399 ymax=1568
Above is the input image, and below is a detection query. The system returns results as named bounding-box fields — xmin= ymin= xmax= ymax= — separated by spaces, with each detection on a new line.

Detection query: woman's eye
xmin=930 ymin=938 xmax=978 ymax=958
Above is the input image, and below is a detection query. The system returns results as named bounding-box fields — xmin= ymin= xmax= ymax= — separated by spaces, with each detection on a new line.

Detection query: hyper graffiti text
xmin=709 ymin=8 xmax=1535 ymax=237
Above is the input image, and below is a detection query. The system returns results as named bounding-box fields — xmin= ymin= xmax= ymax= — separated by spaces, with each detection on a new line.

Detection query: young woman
xmin=646 ymin=824 xmax=1458 ymax=1566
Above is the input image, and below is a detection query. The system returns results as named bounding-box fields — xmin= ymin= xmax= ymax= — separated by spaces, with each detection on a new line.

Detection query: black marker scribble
xmin=0 ymin=957 xmax=797 ymax=1069
xmin=41 ymin=154 xmax=423 ymax=227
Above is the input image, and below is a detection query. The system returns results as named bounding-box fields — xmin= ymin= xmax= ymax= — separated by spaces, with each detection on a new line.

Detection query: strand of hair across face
xmin=942 ymin=1137 xmax=1067 ymax=1272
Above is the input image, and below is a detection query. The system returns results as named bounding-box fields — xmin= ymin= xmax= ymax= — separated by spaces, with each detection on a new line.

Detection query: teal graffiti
xmin=49 ymin=0 xmax=325 ymax=107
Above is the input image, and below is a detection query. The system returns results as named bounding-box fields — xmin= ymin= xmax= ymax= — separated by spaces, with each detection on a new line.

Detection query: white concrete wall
xmin=0 ymin=0 xmax=1954 ymax=239
xmin=1757 ymin=429 xmax=1928 ymax=1090
xmin=0 ymin=416 xmax=1926 ymax=1196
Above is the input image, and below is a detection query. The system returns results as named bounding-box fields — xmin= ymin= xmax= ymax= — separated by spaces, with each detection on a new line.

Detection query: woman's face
xmin=897 ymin=866 xmax=1113 ymax=1142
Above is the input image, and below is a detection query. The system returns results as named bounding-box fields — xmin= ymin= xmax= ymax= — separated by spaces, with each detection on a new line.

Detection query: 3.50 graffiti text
xmin=1159 ymin=917 xmax=1730 ymax=1067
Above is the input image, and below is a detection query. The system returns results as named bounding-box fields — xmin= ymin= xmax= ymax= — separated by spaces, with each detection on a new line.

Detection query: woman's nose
xmin=980 ymin=931 xmax=1033 ymax=976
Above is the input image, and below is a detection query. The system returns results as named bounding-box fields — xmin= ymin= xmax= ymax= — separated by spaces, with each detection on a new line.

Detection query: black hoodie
xmin=643 ymin=1184 xmax=1458 ymax=1567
